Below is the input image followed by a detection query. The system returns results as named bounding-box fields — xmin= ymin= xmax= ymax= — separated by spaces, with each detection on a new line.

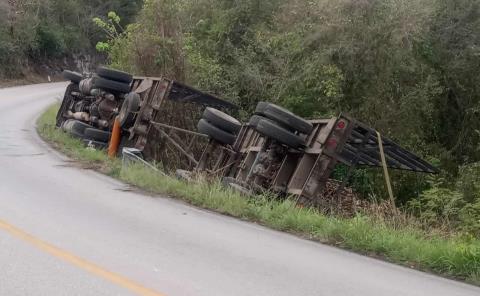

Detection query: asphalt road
xmin=0 ymin=83 xmax=479 ymax=296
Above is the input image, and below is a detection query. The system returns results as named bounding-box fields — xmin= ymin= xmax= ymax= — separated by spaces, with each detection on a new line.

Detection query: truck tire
xmin=197 ymin=119 xmax=236 ymax=145
xmin=62 ymin=120 xmax=91 ymax=138
xmin=92 ymin=76 xmax=131 ymax=94
xmin=118 ymin=92 xmax=140 ymax=128
xmin=248 ymin=115 xmax=266 ymax=128
xmin=255 ymin=102 xmax=313 ymax=135
xmin=84 ymin=128 xmax=111 ymax=143
xmin=255 ymin=117 xmax=305 ymax=149
xmin=62 ymin=70 xmax=83 ymax=84
xmin=56 ymin=83 xmax=78 ymax=127
xmin=97 ymin=66 xmax=133 ymax=83
xmin=203 ymin=107 xmax=241 ymax=134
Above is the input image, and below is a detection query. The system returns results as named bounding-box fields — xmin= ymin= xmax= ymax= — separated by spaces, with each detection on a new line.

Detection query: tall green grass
xmin=38 ymin=104 xmax=480 ymax=285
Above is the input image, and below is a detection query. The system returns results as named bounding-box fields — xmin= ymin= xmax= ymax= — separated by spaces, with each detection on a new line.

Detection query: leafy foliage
xmin=92 ymin=11 xmax=123 ymax=53
xmin=0 ymin=0 xmax=142 ymax=78
xmin=408 ymin=186 xmax=465 ymax=227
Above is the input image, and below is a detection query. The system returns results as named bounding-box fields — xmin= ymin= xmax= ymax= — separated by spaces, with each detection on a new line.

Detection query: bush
xmin=457 ymin=162 xmax=480 ymax=202
xmin=36 ymin=24 xmax=66 ymax=57
xmin=408 ymin=187 xmax=465 ymax=227
xmin=459 ymin=202 xmax=480 ymax=237
xmin=0 ymin=32 xmax=20 ymax=77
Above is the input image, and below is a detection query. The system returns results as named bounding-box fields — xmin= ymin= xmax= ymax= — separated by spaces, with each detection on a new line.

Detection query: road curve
xmin=0 ymin=83 xmax=478 ymax=296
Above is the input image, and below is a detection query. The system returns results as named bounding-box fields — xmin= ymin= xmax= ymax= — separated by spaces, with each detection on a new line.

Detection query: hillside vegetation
xmin=0 ymin=0 xmax=141 ymax=77
xmin=93 ymin=0 xmax=480 ymax=236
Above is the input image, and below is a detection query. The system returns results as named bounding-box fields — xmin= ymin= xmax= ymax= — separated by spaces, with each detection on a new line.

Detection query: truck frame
xmin=127 ymin=76 xmax=437 ymax=205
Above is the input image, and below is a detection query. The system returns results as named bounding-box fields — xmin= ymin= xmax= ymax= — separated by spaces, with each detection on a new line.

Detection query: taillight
xmin=327 ymin=138 xmax=338 ymax=149
xmin=337 ymin=120 xmax=346 ymax=130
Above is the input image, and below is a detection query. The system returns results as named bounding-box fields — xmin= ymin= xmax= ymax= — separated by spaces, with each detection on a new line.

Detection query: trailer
xmin=146 ymin=97 xmax=438 ymax=206
xmin=58 ymin=69 xmax=437 ymax=207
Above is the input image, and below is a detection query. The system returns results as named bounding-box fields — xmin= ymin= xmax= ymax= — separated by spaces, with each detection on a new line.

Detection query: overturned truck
xmin=58 ymin=68 xmax=437 ymax=206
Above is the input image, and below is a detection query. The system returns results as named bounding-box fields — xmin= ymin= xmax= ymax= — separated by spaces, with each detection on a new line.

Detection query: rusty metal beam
xmin=156 ymin=128 xmax=199 ymax=166
xmin=151 ymin=121 xmax=209 ymax=138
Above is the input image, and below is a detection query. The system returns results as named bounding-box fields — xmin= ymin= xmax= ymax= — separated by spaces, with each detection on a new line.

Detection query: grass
xmin=38 ymin=104 xmax=480 ymax=285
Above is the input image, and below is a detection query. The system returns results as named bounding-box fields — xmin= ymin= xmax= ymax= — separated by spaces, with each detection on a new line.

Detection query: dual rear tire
xmin=197 ymin=108 xmax=241 ymax=145
xmin=93 ymin=66 xmax=133 ymax=94
xmin=254 ymin=117 xmax=305 ymax=149
xmin=97 ymin=67 xmax=132 ymax=83
xmin=62 ymin=67 xmax=133 ymax=94
xmin=197 ymin=103 xmax=311 ymax=149
xmin=92 ymin=76 xmax=131 ymax=94
xmin=251 ymin=102 xmax=312 ymax=149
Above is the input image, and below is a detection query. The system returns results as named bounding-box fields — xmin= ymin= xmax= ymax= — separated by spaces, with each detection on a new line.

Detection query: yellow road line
xmin=0 ymin=219 xmax=166 ymax=296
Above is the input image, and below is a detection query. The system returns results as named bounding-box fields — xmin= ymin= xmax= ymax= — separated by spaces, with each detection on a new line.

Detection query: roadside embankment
xmin=38 ymin=103 xmax=480 ymax=286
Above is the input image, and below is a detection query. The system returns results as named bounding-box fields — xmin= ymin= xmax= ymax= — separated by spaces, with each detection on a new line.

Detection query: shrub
xmin=36 ymin=24 xmax=66 ymax=57
xmin=457 ymin=162 xmax=480 ymax=202
xmin=408 ymin=187 xmax=465 ymax=228
xmin=459 ymin=201 xmax=480 ymax=237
